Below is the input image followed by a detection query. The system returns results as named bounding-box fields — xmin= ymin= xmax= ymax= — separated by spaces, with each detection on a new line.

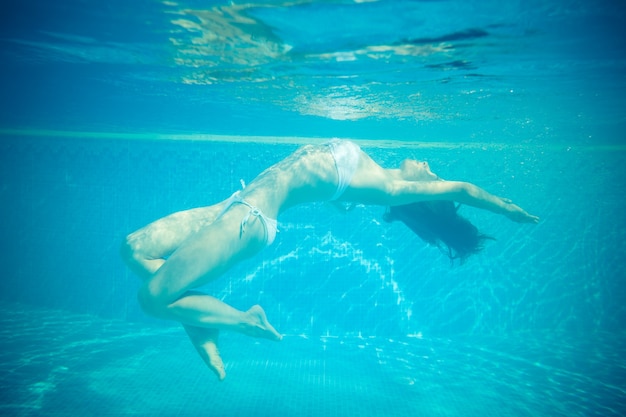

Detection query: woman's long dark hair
xmin=383 ymin=201 xmax=494 ymax=263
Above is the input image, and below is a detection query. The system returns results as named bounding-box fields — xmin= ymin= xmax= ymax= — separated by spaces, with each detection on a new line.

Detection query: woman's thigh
xmin=126 ymin=204 xmax=224 ymax=261
xmin=144 ymin=205 xmax=267 ymax=303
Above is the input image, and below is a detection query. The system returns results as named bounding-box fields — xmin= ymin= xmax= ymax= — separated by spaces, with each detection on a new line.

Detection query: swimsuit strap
xmin=218 ymin=189 xmax=279 ymax=246
xmin=237 ymin=198 xmax=264 ymax=238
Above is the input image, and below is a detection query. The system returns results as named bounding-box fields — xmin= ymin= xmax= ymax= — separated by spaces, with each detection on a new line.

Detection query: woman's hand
xmin=501 ymin=199 xmax=540 ymax=224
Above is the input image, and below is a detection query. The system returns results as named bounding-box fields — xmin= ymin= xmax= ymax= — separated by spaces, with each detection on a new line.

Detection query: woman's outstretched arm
xmin=387 ymin=180 xmax=539 ymax=223
xmin=450 ymin=181 xmax=539 ymax=223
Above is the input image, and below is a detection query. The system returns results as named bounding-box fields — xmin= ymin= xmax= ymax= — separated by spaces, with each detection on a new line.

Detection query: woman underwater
xmin=121 ymin=139 xmax=539 ymax=380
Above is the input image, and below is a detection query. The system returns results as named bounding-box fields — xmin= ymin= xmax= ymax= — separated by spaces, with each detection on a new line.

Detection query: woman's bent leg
xmin=140 ymin=289 xmax=282 ymax=340
xmin=137 ymin=207 xmax=282 ymax=340
xmin=121 ymin=204 xmax=245 ymax=378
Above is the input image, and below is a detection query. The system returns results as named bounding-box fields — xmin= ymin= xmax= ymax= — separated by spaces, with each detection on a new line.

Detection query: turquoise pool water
xmin=1 ymin=135 xmax=624 ymax=416
xmin=1 ymin=1 xmax=625 ymax=416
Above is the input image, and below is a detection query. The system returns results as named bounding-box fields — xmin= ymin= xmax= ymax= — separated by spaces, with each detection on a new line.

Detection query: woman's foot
xmin=244 ymin=305 xmax=283 ymax=341
xmin=201 ymin=337 xmax=226 ymax=381
xmin=184 ymin=325 xmax=226 ymax=381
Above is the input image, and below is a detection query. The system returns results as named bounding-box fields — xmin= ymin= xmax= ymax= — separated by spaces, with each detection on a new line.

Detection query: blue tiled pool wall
xmin=1 ymin=135 xmax=625 ymax=342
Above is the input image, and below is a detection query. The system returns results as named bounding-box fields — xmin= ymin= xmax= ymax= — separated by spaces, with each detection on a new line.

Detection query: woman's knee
xmin=137 ymin=283 xmax=171 ymax=319
xmin=120 ymin=236 xmax=159 ymax=278
xmin=120 ymin=235 xmax=140 ymax=266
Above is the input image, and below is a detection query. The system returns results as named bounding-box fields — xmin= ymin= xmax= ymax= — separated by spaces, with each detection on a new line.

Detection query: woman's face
xmin=400 ymin=159 xmax=439 ymax=181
